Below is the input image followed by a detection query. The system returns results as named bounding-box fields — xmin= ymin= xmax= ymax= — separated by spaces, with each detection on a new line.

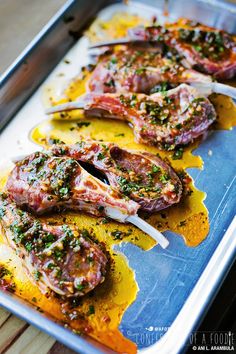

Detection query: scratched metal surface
xmin=118 ymin=129 xmax=236 ymax=349
xmin=113 ymin=1 xmax=236 ymax=348
xmin=0 ymin=1 xmax=235 ymax=353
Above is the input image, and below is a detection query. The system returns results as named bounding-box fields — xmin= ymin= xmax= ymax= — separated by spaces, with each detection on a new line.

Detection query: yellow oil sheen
xmin=0 ymin=12 xmax=236 ymax=354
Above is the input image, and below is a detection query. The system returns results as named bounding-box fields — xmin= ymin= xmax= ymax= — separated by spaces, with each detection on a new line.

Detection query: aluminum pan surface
xmin=0 ymin=1 xmax=235 ymax=353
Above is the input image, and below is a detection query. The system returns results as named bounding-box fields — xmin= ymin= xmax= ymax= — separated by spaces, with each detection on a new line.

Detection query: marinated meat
xmin=6 ymin=152 xmax=139 ymax=219
xmin=88 ymin=47 xmax=212 ymax=94
xmin=0 ymin=193 xmax=107 ymax=297
xmin=50 ymin=142 xmax=183 ymax=212
xmin=75 ymin=84 xmax=216 ymax=149
xmin=128 ymin=19 xmax=236 ymax=79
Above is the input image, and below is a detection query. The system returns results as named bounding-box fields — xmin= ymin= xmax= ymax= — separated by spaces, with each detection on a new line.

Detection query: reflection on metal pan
xmin=0 ymin=1 xmax=235 ymax=353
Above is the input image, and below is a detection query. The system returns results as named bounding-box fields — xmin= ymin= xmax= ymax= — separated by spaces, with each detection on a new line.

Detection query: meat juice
xmin=0 ymin=12 xmax=236 ymax=354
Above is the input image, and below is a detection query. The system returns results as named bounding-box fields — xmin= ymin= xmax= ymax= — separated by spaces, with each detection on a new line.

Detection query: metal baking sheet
xmin=0 ymin=1 xmax=236 ymax=353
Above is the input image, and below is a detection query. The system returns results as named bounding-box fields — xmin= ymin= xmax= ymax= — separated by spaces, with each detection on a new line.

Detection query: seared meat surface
xmin=6 ymin=152 xmax=139 ymax=219
xmin=0 ymin=193 xmax=107 ymax=297
xmin=50 ymin=142 xmax=183 ymax=212
xmin=82 ymin=84 xmax=216 ymax=149
xmin=88 ymin=47 xmax=211 ymax=94
xmin=128 ymin=19 xmax=236 ymax=79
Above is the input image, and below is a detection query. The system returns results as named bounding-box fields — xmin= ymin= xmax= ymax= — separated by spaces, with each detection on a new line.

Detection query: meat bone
xmin=8 ymin=153 xmax=169 ymax=249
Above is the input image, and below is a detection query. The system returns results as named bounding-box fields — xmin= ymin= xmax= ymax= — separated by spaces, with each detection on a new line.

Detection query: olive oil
xmin=0 ymin=12 xmax=236 ymax=354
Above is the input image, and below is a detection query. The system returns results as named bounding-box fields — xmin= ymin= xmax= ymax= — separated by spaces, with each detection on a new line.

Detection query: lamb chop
xmin=90 ymin=19 xmax=236 ymax=80
xmin=46 ymin=84 xmax=216 ymax=150
xmin=127 ymin=19 xmax=236 ymax=79
xmin=6 ymin=152 xmax=139 ymax=217
xmin=49 ymin=141 xmax=183 ymax=212
xmin=0 ymin=193 xmax=107 ymax=297
xmin=6 ymin=151 xmax=169 ymax=248
xmin=88 ymin=46 xmax=212 ymax=94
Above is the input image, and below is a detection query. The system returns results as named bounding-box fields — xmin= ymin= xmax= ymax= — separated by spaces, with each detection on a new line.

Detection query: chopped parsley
xmin=135 ymin=67 xmax=146 ymax=75
xmin=114 ymin=133 xmax=125 ymax=137
xmin=172 ymin=148 xmax=184 ymax=160
xmin=111 ymin=229 xmax=132 ymax=240
xmin=87 ymin=305 xmax=95 ymax=315
xmin=34 ymin=271 xmax=42 ymax=281
xmin=97 ymin=152 xmax=105 ymax=160
xmin=110 ymin=57 xmax=117 ymax=64
xmin=152 ymin=164 xmax=161 ymax=173
xmin=76 ymin=121 xmax=91 ymax=128
xmin=159 ymin=174 xmax=170 ymax=183
xmin=76 ymin=284 xmax=86 ymax=291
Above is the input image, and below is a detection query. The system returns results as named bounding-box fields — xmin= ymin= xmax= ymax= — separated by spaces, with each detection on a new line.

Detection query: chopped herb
xmin=0 ymin=266 xmax=11 ymax=278
xmin=176 ymin=123 xmax=182 ymax=130
xmin=150 ymin=81 xmax=169 ymax=93
xmin=0 ymin=205 xmax=5 ymax=218
xmin=111 ymin=57 xmax=117 ymax=64
xmin=47 ymin=263 xmax=55 ymax=269
xmin=81 ymin=229 xmax=90 ymax=238
xmin=48 ymin=138 xmax=65 ymax=145
xmin=101 ymin=144 xmax=109 ymax=151
xmin=76 ymin=284 xmax=85 ymax=291
xmin=164 ymin=96 xmax=172 ymax=105
xmin=100 ymin=217 xmax=109 ymax=224
xmin=34 ymin=271 xmax=42 ymax=281
xmin=135 ymin=67 xmax=146 ymax=75
xmin=152 ymin=165 xmax=161 ymax=173
xmin=111 ymin=230 xmax=123 ymax=240
xmin=44 ymin=234 xmax=55 ymax=243
xmin=186 ymin=189 xmax=193 ymax=196
xmin=97 ymin=152 xmax=105 ymax=160
xmin=59 ymin=187 xmax=69 ymax=196
xmin=193 ymin=45 xmax=202 ymax=52
xmin=111 ymin=229 xmax=132 ymax=240
xmin=86 ymin=63 xmax=95 ymax=72
xmin=114 ymin=133 xmax=125 ymax=137
xmin=104 ymin=78 xmax=115 ymax=87
xmin=97 ymin=205 xmax=104 ymax=212
xmin=172 ymin=148 xmax=184 ymax=160
xmin=118 ymin=177 xmax=140 ymax=195
xmin=54 ymin=250 xmax=64 ymax=259
xmin=25 ymin=242 xmax=33 ymax=252
xmin=178 ymin=28 xmax=229 ymax=61
xmin=77 ymin=121 xmax=91 ymax=128
xmin=87 ymin=305 xmax=95 ymax=315
xmin=162 ymin=143 xmax=175 ymax=151
xmin=56 ymin=269 xmax=63 ymax=278
xmin=179 ymin=220 xmax=186 ymax=227
xmin=159 ymin=174 xmax=170 ymax=183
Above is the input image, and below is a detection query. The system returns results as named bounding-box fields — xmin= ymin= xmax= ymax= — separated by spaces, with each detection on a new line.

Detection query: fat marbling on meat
xmin=0 ymin=193 xmax=107 ymax=297
xmin=88 ymin=46 xmax=212 ymax=94
xmin=50 ymin=141 xmax=183 ymax=212
xmin=6 ymin=152 xmax=139 ymax=218
xmin=81 ymin=84 xmax=216 ymax=149
xmin=128 ymin=19 xmax=236 ymax=79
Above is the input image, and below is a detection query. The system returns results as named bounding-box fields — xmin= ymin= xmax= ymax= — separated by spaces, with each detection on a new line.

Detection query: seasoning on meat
xmin=128 ymin=19 xmax=236 ymax=79
xmin=88 ymin=46 xmax=212 ymax=94
xmin=50 ymin=141 xmax=183 ymax=212
xmin=6 ymin=152 xmax=170 ymax=248
xmin=6 ymin=152 xmax=139 ymax=218
xmin=72 ymin=84 xmax=216 ymax=149
xmin=0 ymin=193 xmax=107 ymax=297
